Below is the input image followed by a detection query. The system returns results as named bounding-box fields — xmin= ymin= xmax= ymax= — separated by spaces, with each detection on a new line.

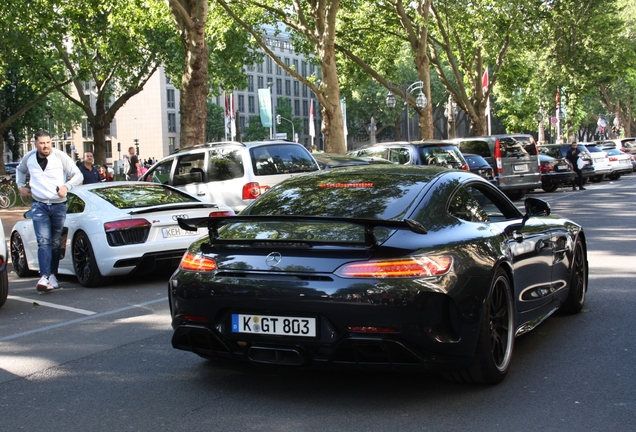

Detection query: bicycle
xmin=0 ymin=176 xmax=17 ymax=209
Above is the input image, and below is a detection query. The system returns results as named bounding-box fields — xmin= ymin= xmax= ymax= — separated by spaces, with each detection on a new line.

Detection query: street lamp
xmin=267 ymin=80 xmax=276 ymax=139
xmin=444 ymin=96 xmax=459 ymax=139
xmin=386 ymin=81 xmax=428 ymax=141
xmin=534 ymin=111 xmax=544 ymax=143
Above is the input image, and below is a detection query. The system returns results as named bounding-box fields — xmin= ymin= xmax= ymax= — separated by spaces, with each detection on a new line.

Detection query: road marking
xmin=0 ymin=297 xmax=168 ymax=342
xmin=8 ymin=295 xmax=97 ymax=315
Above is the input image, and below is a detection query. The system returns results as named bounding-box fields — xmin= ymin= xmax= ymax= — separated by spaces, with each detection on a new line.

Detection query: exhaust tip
xmin=248 ymin=346 xmax=307 ymax=366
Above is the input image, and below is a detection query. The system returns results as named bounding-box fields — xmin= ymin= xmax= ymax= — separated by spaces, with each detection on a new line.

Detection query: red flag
xmin=482 ymin=68 xmax=489 ymax=94
xmin=555 ymin=87 xmax=560 ymax=107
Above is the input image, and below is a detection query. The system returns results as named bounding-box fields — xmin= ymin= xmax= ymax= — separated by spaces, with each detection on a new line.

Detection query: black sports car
xmin=170 ymin=165 xmax=588 ymax=384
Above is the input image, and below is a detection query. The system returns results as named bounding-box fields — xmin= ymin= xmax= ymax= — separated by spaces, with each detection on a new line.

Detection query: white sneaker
xmin=48 ymin=274 xmax=59 ymax=289
xmin=36 ymin=276 xmax=54 ymax=293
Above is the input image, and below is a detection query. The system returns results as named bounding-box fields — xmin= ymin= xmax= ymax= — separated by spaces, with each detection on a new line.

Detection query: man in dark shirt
xmin=79 ymin=152 xmax=100 ymax=184
xmin=127 ymin=146 xmax=139 ymax=181
xmin=565 ymin=142 xmax=586 ymax=191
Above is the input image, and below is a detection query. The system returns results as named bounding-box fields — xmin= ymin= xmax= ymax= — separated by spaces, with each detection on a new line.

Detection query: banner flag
xmin=258 ymin=88 xmax=272 ymax=128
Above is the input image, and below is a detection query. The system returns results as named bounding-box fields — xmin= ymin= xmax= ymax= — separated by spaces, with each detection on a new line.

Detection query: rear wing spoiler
xmin=177 ymin=215 xmax=427 ymax=247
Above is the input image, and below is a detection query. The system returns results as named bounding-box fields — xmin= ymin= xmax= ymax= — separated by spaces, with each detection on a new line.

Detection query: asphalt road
xmin=1 ymin=177 xmax=635 ymax=431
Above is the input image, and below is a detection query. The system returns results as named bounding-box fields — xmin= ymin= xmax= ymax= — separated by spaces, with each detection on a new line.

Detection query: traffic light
xmin=276 ymin=114 xmax=281 ymax=125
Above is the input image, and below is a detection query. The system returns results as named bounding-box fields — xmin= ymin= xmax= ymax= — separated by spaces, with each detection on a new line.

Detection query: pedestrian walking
xmin=126 ymin=146 xmax=140 ymax=181
xmin=79 ymin=151 xmax=100 ymax=184
xmin=566 ymin=142 xmax=586 ymax=191
xmin=16 ymin=130 xmax=83 ymax=292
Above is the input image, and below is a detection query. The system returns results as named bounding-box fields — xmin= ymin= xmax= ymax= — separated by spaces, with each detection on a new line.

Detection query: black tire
xmin=608 ymin=173 xmax=620 ymax=180
xmin=0 ymin=267 xmax=8 ymax=307
xmin=562 ymin=237 xmax=588 ymax=314
xmin=10 ymin=232 xmax=35 ymax=277
xmin=72 ymin=231 xmax=109 ymax=287
xmin=591 ymin=175 xmax=604 ymax=183
xmin=445 ymin=268 xmax=514 ymax=385
xmin=542 ymin=183 xmax=557 ymax=193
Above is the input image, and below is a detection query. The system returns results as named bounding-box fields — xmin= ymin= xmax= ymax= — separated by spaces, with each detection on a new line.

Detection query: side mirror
xmin=524 ymin=197 xmax=551 ymax=217
xmin=504 ymin=197 xmax=550 ymax=236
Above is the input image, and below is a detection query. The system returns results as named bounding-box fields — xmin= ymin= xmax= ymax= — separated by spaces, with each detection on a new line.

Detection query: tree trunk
xmin=319 ymin=44 xmax=346 ymax=153
xmin=169 ymin=0 xmax=209 ymax=149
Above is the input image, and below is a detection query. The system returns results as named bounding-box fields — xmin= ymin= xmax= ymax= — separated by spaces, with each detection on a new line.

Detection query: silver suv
xmin=141 ymin=141 xmax=319 ymax=212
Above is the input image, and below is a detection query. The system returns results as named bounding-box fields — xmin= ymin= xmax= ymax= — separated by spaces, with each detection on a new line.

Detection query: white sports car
xmin=10 ymin=182 xmax=234 ymax=287
xmin=1 ymin=218 xmax=8 ymax=306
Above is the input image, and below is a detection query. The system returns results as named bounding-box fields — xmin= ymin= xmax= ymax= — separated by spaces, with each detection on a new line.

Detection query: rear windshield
xmin=498 ymin=138 xmax=528 ymax=157
xmin=538 ymin=146 xmax=561 ymax=158
xmin=458 ymin=140 xmax=490 ymax=158
xmin=91 ymin=184 xmax=198 ymax=209
xmin=250 ymin=144 xmax=319 ymax=176
xmin=512 ymin=136 xmax=538 ymax=155
xmin=416 ymin=145 xmax=465 ymax=168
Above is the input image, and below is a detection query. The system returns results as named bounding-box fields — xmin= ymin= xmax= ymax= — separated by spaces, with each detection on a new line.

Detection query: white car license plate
xmin=232 ymin=314 xmax=317 ymax=337
xmin=513 ymin=164 xmax=528 ymax=172
xmin=557 ymin=164 xmax=568 ymax=170
xmin=162 ymin=227 xmax=200 ymax=238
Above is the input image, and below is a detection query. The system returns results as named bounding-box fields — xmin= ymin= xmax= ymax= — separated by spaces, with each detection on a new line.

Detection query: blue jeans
xmin=31 ymin=201 xmax=67 ymax=277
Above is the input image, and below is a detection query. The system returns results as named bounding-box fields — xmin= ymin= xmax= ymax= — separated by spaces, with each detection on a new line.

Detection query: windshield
xmin=91 ymin=184 xmax=199 ymax=209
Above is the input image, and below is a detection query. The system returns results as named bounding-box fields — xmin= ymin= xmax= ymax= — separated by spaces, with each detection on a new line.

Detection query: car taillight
xmin=103 ymin=219 xmax=151 ymax=246
xmin=336 ymin=255 xmax=452 ymax=278
xmin=539 ymin=163 xmax=554 ymax=173
xmin=179 ymin=251 xmax=217 ymax=272
xmin=609 ymin=156 xmax=618 ymax=162
xmin=494 ymin=139 xmax=503 ymax=173
xmin=461 ymin=163 xmax=469 ymax=171
xmin=208 ymin=210 xmax=236 ymax=217
xmin=242 ymin=182 xmax=270 ymax=200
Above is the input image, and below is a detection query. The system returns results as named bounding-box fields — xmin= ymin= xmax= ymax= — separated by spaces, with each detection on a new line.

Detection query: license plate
xmin=162 ymin=227 xmax=200 ymax=238
xmin=513 ymin=164 xmax=528 ymax=172
xmin=232 ymin=314 xmax=317 ymax=337
xmin=557 ymin=164 xmax=568 ymax=170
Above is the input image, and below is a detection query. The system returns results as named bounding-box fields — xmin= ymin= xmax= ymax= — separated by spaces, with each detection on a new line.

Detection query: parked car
xmin=10 ymin=182 xmax=235 ymax=287
xmin=603 ymin=147 xmax=633 ymax=179
xmin=462 ymin=153 xmax=496 ymax=184
xmin=346 ymin=140 xmax=469 ymax=171
xmin=0 ymin=218 xmax=8 ymax=307
xmin=4 ymin=162 xmax=18 ymax=181
xmin=538 ymin=144 xmax=595 ymax=183
xmin=312 ymin=153 xmax=394 ymax=169
xmin=170 ymin=164 xmax=588 ymax=385
xmin=449 ymin=134 xmax=541 ymax=200
xmin=538 ymin=154 xmax=576 ymax=192
xmin=581 ymin=144 xmax=612 ymax=182
xmin=141 ymin=140 xmax=320 ymax=212
xmin=594 ymin=138 xmax=636 ymax=155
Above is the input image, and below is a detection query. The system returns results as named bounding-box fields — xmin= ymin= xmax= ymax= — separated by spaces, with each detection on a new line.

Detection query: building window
xmin=294 ymin=99 xmax=300 ymax=116
xmin=105 ymin=122 xmax=111 ymax=136
xmin=169 ymin=137 xmax=175 ymax=153
xmin=266 ymin=56 xmax=273 ymax=74
xmin=238 ymin=95 xmax=245 ymax=112
xmin=240 ymin=116 xmax=246 ymax=130
xmin=293 ymin=59 xmax=299 ymax=73
xmin=276 ymin=78 xmax=282 ymax=95
xmin=285 ymin=79 xmax=291 ymax=96
xmin=167 ymin=89 xmax=175 ymax=108
xmin=257 ymin=75 xmax=264 ymax=89
xmin=248 ymin=95 xmax=255 ymax=113
xmin=303 ymin=100 xmax=308 ymax=116
xmin=284 ymin=58 xmax=290 ymax=76
xmin=303 ymin=84 xmax=308 ymax=97
xmin=82 ymin=119 xmax=93 ymax=138
xmin=301 ymin=61 xmax=307 ymax=77
xmin=247 ymin=75 xmax=254 ymax=92
xmin=294 ymin=81 xmax=299 ymax=97
xmin=83 ymin=81 xmax=91 ymax=92
xmin=105 ymin=140 xmax=112 ymax=158
xmin=257 ymin=61 xmax=263 ymax=73
xmin=168 ymin=113 xmax=177 ymax=132
xmin=247 ymin=64 xmax=254 ymax=72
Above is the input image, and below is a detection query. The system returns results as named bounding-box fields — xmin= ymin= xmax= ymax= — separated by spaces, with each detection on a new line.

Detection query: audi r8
xmin=10 ymin=182 xmax=234 ymax=287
